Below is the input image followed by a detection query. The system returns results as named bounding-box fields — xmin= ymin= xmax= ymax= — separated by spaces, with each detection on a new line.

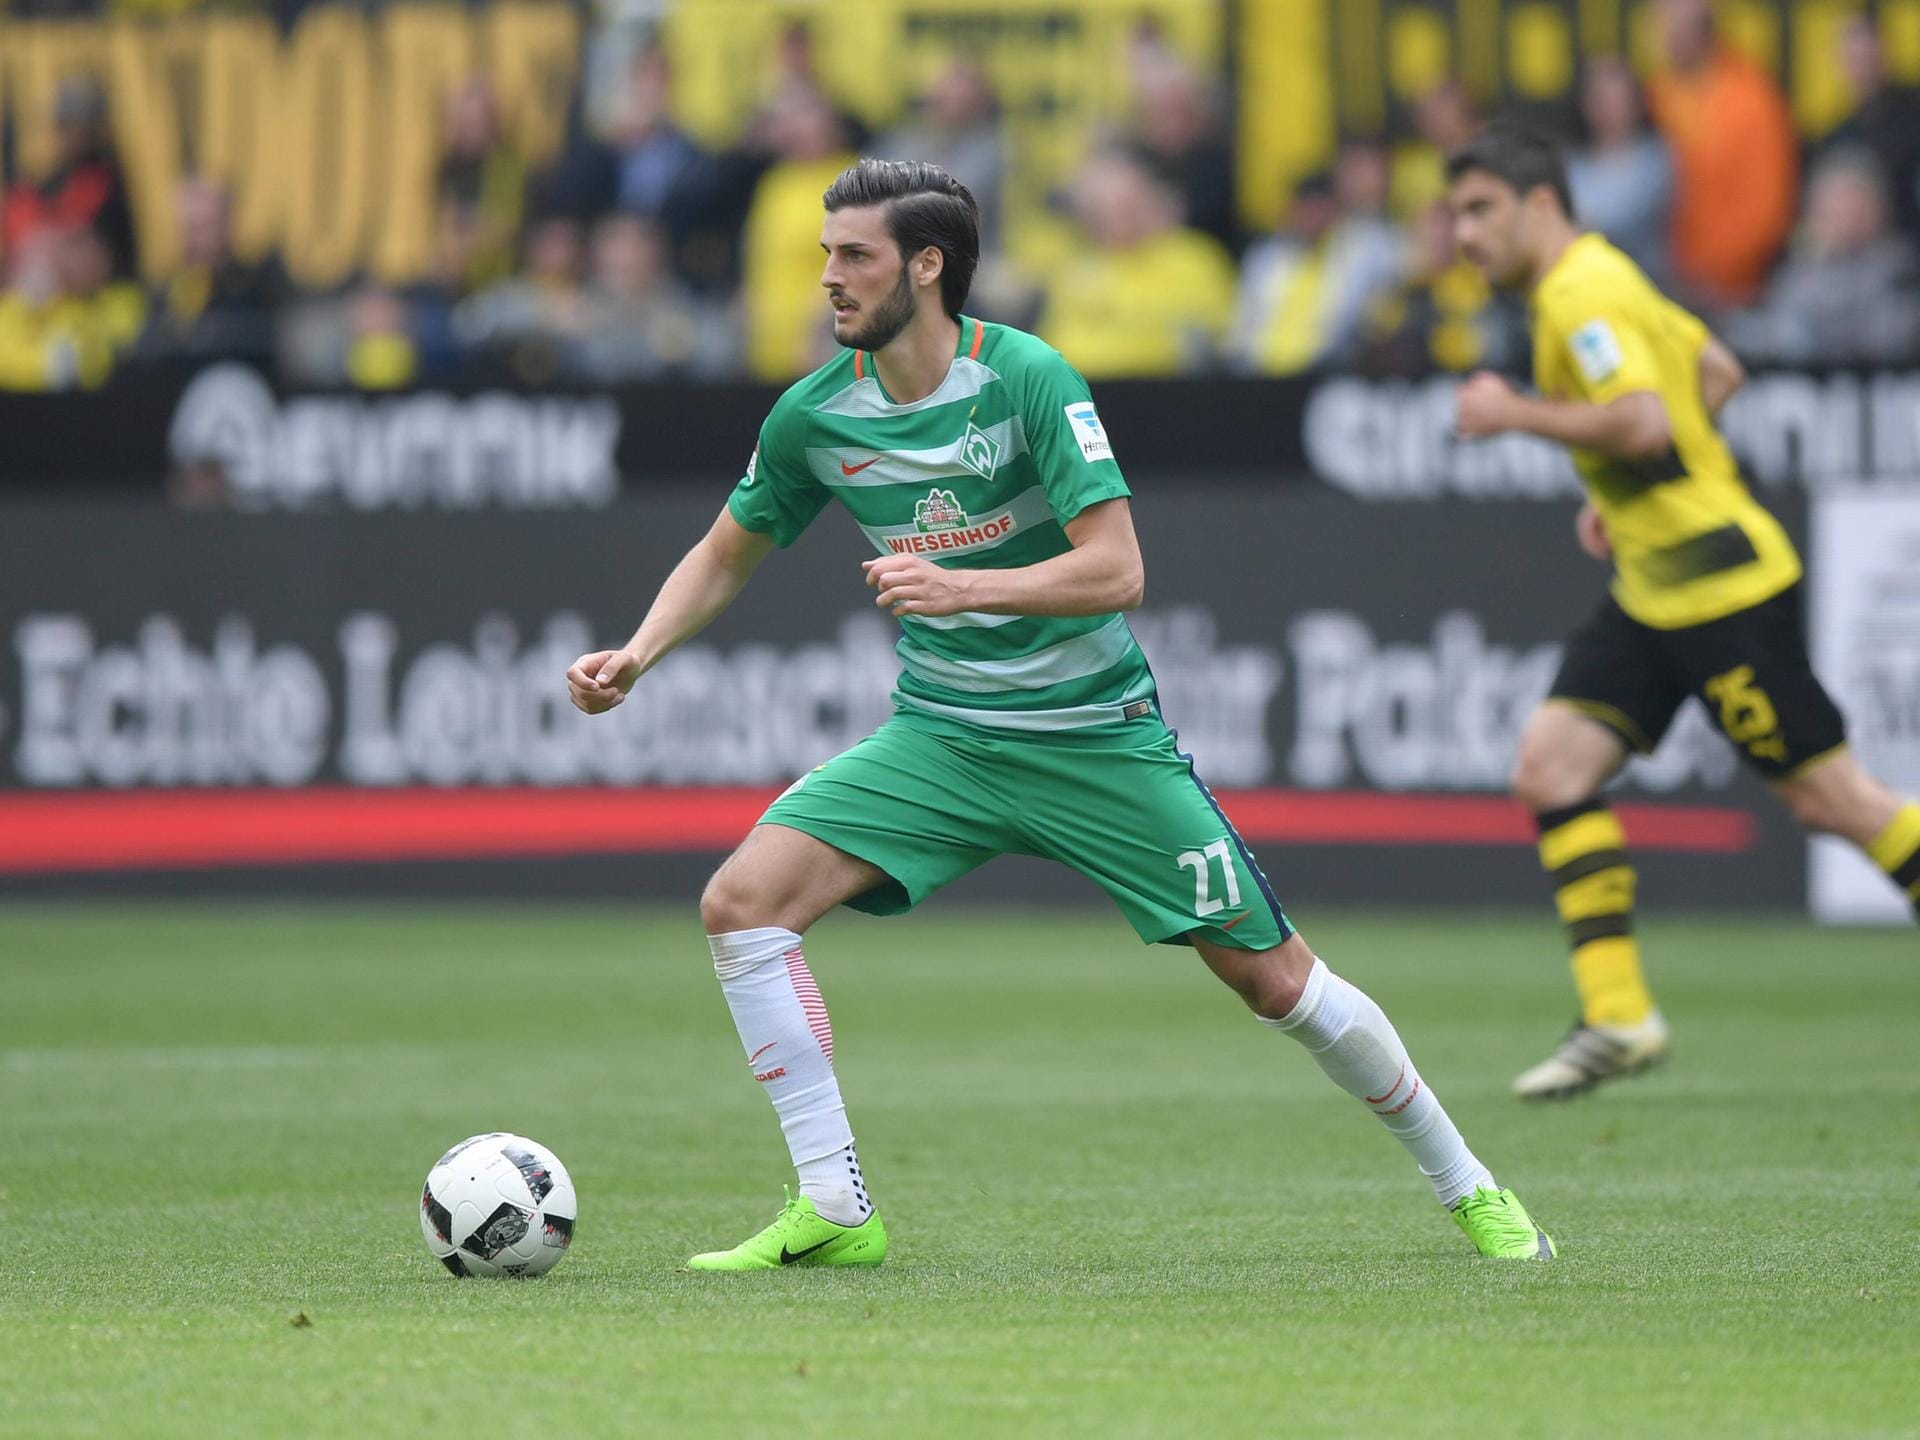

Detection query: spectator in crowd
xmin=343 ymin=287 xmax=422 ymax=391
xmin=1125 ymin=39 xmax=1240 ymax=256
xmin=609 ymin=43 xmax=705 ymax=236
xmin=574 ymin=213 xmax=734 ymax=380
xmin=1734 ymin=149 xmax=1920 ymax=366
xmin=1392 ymin=79 xmax=1481 ymax=222
xmin=741 ymin=82 xmax=857 ymax=380
xmin=1230 ymin=158 xmax=1401 ymax=376
xmin=665 ymin=136 xmax=768 ymax=299
xmin=1823 ymin=14 xmax=1920 ymax=239
xmin=3 ymin=77 xmax=137 ymax=279
xmin=1647 ymin=0 xmax=1797 ymax=306
xmin=279 ymin=275 xmax=453 ymax=389
xmin=453 ymin=212 xmax=591 ymax=379
xmin=873 ymin=59 xmax=1005 ymax=250
xmin=1333 ymin=136 xmax=1404 ymax=291
xmin=1037 ymin=145 xmax=1235 ymax=378
xmin=139 ymin=177 xmax=277 ymax=357
xmin=1355 ymin=199 xmax=1518 ymax=377
xmin=0 ymin=224 xmax=146 ymax=389
xmin=1334 ymin=137 xmax=1395 ymax=226
xmin=1568 ymin=57 xmax=1673 ymax=283
xmin=653 ymin=20 xmax=865 ymax=309
xmin=436 ymin=77 xmax=527 ymax=294
xmin=766 ymin=21 xmax=870 ymax=149
xmin=653 ymin=22 xmax=869 ymax=307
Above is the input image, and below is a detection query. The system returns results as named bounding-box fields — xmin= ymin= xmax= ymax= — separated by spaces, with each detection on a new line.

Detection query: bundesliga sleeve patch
xmin=1569 ymin=320 xmax=1623 ymax=385
xmin=1063 ymin=402 xmax=1114 ymax=463
xmin=743 ymin=446 xmax=758 ymax=484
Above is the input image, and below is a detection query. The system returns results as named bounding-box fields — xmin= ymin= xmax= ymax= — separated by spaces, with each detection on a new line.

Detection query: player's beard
xmin=1486 ymin=246 xmax=1529 ymax=291
xmin=835 ymin=268 xmax=917 ymax=352
xmin=1481 ymin=226 xmax=1537 ymax=291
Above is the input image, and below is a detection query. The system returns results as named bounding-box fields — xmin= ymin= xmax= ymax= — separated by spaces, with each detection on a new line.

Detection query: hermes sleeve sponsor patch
xmin=1063 ymin=402 xmax=1114 ymax=462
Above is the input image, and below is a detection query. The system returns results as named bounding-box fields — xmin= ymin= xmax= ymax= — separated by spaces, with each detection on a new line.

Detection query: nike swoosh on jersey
xmin=779 ymin=1237 xmax=836 ymax=1264
xmin=840 ymin=457 xmax=880 ymax=475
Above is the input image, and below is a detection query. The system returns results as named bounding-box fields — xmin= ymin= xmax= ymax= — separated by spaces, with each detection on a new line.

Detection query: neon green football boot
xmin=687 ymin=1188 xmax=888 ymax=1271
xmin=1451 ymin=1186 xmax=1557 ymax=1259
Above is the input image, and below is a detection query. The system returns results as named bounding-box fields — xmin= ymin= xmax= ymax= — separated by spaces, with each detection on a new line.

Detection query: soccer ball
xmin=419 ymin=1133 xmax=577 ymax=1277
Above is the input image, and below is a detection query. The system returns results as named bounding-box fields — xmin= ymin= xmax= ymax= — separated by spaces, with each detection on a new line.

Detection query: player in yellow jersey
xmin=1445 ymin=126 xmax=1920 ymax=1099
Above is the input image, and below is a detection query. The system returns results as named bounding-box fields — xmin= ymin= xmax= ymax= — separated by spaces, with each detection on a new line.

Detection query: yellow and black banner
xmin=6 ymin=0 xmax=1915 ymax=283
xmin=0 ymin=0 xmax=581 ymax=286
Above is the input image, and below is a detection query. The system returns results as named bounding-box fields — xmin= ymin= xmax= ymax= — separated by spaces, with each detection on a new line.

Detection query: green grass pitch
xmin=2 ymin=901 xmax=1915 ymax=1438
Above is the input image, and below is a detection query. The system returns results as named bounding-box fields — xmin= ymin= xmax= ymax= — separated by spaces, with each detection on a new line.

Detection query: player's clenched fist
xmin=566 ymin=649 xmax=640 ymax=714
xmin=1455 ymin=371 xmax=1520 ymax=438
xmin=863 ymin=554 xmax=974 ymax=617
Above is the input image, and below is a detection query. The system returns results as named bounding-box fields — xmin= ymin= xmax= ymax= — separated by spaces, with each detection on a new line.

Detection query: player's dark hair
xmin=1446 ymin=125 xmax=1574 ymax=219
xmin=823 ymin=158 xmax=980 ymax=319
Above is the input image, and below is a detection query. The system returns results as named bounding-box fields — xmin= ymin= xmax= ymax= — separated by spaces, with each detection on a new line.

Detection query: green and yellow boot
xmin=687 ymin=1188 xmax=888 ymax=1271
xmin=1452 ymin=1186 xmax=1556 ymax=1259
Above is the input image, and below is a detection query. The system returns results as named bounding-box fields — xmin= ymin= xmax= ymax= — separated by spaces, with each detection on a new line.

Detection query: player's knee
xmin=1510 ymin=749 xmax=1585 ymax=814
xmin=1779 ymin=780 xmax=1843 ymax=836
xmin=696 ymin=879 xmax=733 ymax=936
xmin=699 ymin=865 xmax=761 ymax=936
xmin=1245 ymin=953 xmax=1309 ymax=1021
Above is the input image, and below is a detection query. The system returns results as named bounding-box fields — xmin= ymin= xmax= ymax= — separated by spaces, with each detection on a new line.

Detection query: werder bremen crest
xmin=914 ymin=488 xmax=968 ymax=532
xmin=958 ymin=420 xmax=1002 ymax=481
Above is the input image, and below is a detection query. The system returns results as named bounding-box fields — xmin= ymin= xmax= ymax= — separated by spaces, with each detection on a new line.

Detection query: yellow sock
xmin=1569 ymin=937 xmax=1650 ymax=1027
xmin=1538 ymin=800 xmax=1655 ymax=1027
xmin=1867 ymin=802 xmax=1920 ymax=914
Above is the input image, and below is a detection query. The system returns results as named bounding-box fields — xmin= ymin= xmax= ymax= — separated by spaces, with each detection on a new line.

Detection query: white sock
xmin=708 ymin=927 xmax=871 ymax=1225
xmin=1263 ymin=957 xmax=1494 ymax=1208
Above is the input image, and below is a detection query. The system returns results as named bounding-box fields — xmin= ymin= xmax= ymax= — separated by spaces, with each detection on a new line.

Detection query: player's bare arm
xmin=1456 ymin=372 xmax=1671 ymax=460
xmin=862 ymin=497 xmax=1144 ymax=618
xmin=1699 ymin=334 xmax=1746 ymax=417
xmin=566 ymin=506 xmax=774 ymax=714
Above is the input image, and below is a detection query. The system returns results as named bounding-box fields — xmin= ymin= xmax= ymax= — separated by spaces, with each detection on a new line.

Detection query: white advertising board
xmin=1810 ymin=487 xmax=1920 ymax=923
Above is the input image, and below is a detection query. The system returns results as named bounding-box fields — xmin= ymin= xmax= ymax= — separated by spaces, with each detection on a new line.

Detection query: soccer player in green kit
xmin=566 ymin=160 xmax=1554 ymax=1266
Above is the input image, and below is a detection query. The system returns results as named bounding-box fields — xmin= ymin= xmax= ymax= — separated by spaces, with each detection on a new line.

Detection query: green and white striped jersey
xmin=728 ymin=317 xmax=1155 ymax=734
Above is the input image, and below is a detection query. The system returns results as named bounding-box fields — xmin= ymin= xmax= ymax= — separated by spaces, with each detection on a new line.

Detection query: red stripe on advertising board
xmin=0 ymin=787 xmax=1757 ymax=874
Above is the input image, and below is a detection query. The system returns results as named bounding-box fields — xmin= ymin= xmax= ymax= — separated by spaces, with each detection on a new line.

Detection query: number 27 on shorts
xmin=1177 ymin=840 xmax=1242 ymax=917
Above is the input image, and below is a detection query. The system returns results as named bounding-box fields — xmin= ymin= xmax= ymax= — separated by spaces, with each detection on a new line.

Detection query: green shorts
xmin=759 ymin=710 xmax=1293 ymax=951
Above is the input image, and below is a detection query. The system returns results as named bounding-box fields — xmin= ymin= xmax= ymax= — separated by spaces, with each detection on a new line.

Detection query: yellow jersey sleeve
xmin=1534 ymin=285 xmax=1664 ymax=406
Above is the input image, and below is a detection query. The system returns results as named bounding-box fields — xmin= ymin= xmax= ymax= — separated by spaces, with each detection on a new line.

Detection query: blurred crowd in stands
xmin=4 ymin=0 xmax=1919 ymax=392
